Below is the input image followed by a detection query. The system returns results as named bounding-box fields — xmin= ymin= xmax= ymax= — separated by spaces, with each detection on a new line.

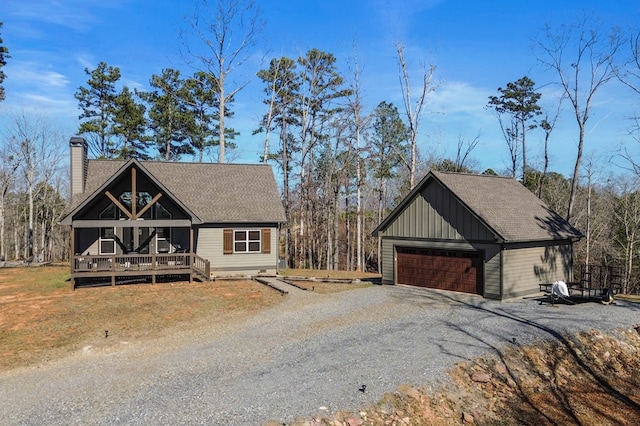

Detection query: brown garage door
xmin=396 ymin=247 xmax=482 ymax=294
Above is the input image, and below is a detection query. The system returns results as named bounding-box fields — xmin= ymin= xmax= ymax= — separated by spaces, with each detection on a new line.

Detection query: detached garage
xmin=373 ymin=171 xmax=583 ymax=300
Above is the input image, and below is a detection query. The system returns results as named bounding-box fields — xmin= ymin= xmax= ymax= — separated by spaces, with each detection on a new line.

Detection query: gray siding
xmin=70 ymin=143 xmax=86 ymax=196
xmin=381 ymin=180 xmax=495 ymax=242
xmin=380 ymin=238 xmax=395 ymax=284
xmin=197 ymin=227 xmax=278 ymax=277
xmin=502 ymin=243 xmax=573 ymax=298
xmin=477 ymin=243 xmax=501 ymax=299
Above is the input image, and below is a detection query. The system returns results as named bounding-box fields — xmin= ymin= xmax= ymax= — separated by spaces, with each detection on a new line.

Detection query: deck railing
xmin=72 ymin=254 xmax=211 ymax=287
xmin=192 ymin=253 xmax=210 ymax=278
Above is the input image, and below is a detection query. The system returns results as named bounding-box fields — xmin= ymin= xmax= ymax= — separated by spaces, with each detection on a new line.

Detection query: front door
xmin=122 ymin=227 xmax=152 ymax=254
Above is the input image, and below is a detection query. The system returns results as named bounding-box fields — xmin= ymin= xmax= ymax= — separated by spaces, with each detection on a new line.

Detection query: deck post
xmin=111 ymin=255 xmax=116 ymax=286
xmin=151 ymin=253 xmax=156 ymax=284
xmin=70 ymin=228 xmax=76 ymax=290
xmin=190 ymin=227 xmax=194 ymax=284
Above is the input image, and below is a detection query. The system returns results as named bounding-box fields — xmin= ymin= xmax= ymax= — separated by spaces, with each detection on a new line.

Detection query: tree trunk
xmin=219 ymin=82 xmax=226 ymax=163
xmin=28 ymin=178 xmax=34 ymax=259
xmin=566 ymin=124 xmax=585 ymax=221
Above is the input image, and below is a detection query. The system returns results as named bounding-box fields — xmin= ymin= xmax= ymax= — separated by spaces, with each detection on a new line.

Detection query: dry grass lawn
xmin=0 ymin=265 xmax=283 ymax=371
xmin=0 ymin=266 xmax=380 ymax=372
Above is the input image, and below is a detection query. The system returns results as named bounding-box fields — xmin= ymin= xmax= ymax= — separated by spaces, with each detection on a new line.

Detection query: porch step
xmin=192 ymin=268 xmax=209 ymax=282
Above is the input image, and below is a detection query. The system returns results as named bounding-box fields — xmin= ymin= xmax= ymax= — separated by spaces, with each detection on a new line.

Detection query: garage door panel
xmin=396 ymin=248 xmax=482 ymax=295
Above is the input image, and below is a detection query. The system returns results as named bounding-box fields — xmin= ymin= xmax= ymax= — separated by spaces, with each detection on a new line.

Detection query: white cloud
xmin=8 ymin=61 xmax=69 ymax=88
xmin=429 ymin=80 xmax=492 ymax=116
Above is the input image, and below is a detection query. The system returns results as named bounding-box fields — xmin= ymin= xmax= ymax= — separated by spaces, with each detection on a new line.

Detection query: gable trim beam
xmin=135 ymin=192 xmax=162 ymax=219
xmin=71 ymin=219 xmax=191 ymax=228
xmin=131 ymin=167 xmax=137 ymax=218
xmin=106 ymin=191 xmax=132 ymax=219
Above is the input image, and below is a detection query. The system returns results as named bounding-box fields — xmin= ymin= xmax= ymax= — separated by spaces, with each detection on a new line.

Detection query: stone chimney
xmin=69 ymin=136 xmax=88 ymax=196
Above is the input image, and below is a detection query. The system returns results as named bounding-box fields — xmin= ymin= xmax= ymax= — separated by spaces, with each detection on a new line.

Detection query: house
xmin=61 ymin=137 xmax=286 ymax=288
xmin=373 ymin=170 xmax=583 ymax=300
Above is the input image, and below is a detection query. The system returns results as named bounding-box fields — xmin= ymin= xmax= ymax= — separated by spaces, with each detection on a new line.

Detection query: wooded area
xmin=2 ymin=5 xmax=640 ymax=294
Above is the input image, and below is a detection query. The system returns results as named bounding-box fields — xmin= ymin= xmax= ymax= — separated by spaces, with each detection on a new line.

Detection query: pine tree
xmin=112 ymin=87 xmax=151 ymax=159
xmin=138 ymin=68 xmax=193 ymax=161
xmin=0 ymin=22 xmax=10 ymax=102
xmin=75 ymin=62 xmax=121 ymax=158
xmin=488 ymin=76 xmax=542 ymax=181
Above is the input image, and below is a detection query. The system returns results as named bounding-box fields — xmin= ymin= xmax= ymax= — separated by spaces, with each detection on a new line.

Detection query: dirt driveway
xmin=1 ymin=282 xmax=638 ymax=425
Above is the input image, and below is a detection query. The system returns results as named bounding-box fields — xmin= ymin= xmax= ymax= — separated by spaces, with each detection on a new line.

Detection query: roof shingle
xmin=69 ymin=160 xmax=286 ymax=224
xmin=377 ymin=170 xmax=583 ymax=242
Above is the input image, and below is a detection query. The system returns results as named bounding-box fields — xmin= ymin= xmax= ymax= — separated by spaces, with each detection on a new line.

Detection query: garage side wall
xmin=502 ymin=242 xmax=573 ymax=299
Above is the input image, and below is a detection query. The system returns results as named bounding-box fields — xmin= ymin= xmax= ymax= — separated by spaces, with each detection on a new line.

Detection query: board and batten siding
xmin=502 ymin=243 xmax=573 ymax=298
xmin=196 ymin=226 xmax=278 ymax=277
xmin=382 ymin=181 xmax=495 ymax=242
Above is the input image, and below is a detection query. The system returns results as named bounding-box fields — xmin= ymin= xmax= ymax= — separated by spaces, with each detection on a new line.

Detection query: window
xmin=99 ymin=228 xmax=116 ymax=255
xmin=224 ymin=229 xmax=271 ymax=255
xmin=100 ymin=196 xmax=171 ymax=220
xmin=156 ymin=227 xmax=171 ymax=253
xmin=156 ymin=202 xmax=172 ymax=219
xmin=99 ymin=204 xmax=116 ymax=219
xmin=233 ymin=230 xmax=261 ymax=253
xmin=119 ymin=191 xmax=152 ymax=219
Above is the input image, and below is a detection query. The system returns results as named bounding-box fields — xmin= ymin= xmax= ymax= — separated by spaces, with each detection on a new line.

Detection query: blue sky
xmin=2 ymin=0 xmax=640 ymax=178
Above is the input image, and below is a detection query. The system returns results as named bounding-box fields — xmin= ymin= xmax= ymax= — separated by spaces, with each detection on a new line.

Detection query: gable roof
xmin=375 ymin=170 xmax=583 ymax=243
xmin=64 ymin=159 xmax=286 ymax=224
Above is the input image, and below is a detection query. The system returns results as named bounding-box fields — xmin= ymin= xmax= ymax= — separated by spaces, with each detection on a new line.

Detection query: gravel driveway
xmin=1 ymin=281 xmax=638 ymax=425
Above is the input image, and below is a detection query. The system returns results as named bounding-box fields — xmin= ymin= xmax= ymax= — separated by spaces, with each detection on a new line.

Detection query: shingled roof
xmin=65 ymin=159 xmax=286 ymax=224
xmin=376 ymin=170 xmax=583 ymax=242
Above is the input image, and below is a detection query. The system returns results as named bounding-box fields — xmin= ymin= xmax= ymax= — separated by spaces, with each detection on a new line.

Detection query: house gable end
xmin=62 ymin=159 xmax=201 ymax=225
xmin=380 ymin=177 xmax=497 ymax=242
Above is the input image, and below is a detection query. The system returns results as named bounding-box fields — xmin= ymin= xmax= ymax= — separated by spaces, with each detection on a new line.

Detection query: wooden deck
xmin=71 ymin=253 xmax=210 ymax=288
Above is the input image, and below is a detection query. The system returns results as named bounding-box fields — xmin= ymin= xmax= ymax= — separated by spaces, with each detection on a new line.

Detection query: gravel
xmin=1 ymin=281 xmax=639 ymax=425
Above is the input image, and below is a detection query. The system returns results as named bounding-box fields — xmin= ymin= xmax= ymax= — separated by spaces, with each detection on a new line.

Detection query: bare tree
xmin=454 ymin=133 xmax=480 ymax=172
xmin=395 ymin=43 xmax=436 ymax=189
xmin=8 ymin=111 xmax=64 ymax=259
xmin=611 ymin=176 xmax=640 ymax=293
xmin=612 ymin=31 xmax=640 ymax=177
xmin=346 ymin=45 xmax=369 ymax=271
xmin=614 ymin=30 xmax=640 ymax=94
xmin=182 ymin=0 xmax=264 ymax=163
xmin=535 ymin=16 xmax=623 ymax=222
xmin=536 ymin=100 xmax=562 ymax=197
xmin=0 ymin=144 xmax=18 ymax=260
